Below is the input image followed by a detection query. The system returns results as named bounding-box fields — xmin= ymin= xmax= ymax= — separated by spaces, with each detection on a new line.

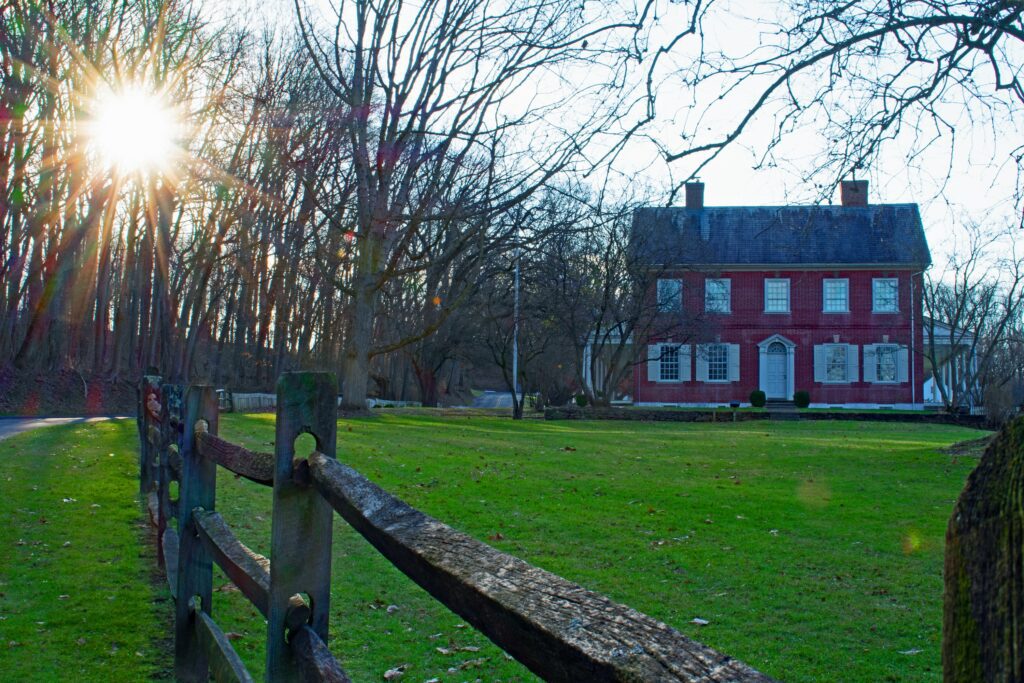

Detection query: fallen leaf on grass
xmin=383 ymin=664 xmax=407 ymax=680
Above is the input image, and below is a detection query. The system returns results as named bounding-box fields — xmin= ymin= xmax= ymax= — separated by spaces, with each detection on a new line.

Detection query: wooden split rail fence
xmin=138 ymin=371 xmax=773 ymax=682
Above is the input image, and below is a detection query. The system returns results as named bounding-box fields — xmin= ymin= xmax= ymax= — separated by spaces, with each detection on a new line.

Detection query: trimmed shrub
xmin=574 ymin=393 xmax=589 ymax=408
xmin=793 ymin=390 xmax=811 ymax=408
xmin=749 ymin=390 xmax=767 ymax=408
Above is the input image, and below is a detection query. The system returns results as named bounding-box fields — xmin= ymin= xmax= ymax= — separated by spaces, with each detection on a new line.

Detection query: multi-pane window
xmin=705 ymin=278 xmax=731 ymax=313
xmin=707 ymin=343 xmax=729 ymax=381
xmin=660 ymin=345 xmax=680 ymax=381
xmin=825 ymin=344 xmax=848 ymax=382
xmin=657 ymin=279 xmax=683 ymax=312
xmin=764 ymin=278 xmax=790 ymax=313
xmin=876 ymin=344 xmax=898 ymax=382
xmin=823 ymin=278 xmax=849 ymax=312
xmin=873 ymin=278 xmax=898 ymax=312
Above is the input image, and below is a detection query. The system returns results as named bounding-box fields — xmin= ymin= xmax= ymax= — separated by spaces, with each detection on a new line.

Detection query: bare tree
xmin=529 ymin=187 xmax=712 ymax=407
xmin=923 ymin=223 xmax=1024 ymax=410
xmin=294 ymin=0 xmax=654 ymax=408
xmin=635 ymin=1 xmax=1024 ymax=205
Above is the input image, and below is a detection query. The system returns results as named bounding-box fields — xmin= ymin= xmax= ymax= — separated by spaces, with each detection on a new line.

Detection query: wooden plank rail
xmin=290 ymin=625 xmax=351 ymax=683
xmin=194 ymin=430 xmax=274 ymax=486
xmin=307 ymin=452 xmax=773 ymax=683
xmin=191 ymin=598 xmax=255 ymax=683
xmin=194 ymin=509 xmax=271 ymax=616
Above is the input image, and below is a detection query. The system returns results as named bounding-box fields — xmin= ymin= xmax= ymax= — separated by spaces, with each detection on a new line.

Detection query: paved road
xmin=471 ymin=392 xmax=514 ymax=409
xmin=0 ymin=416 xmax=128 ymax=441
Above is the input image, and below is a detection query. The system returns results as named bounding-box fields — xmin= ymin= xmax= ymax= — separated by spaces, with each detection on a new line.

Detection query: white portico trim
xmin=758 ymin=334 xmax=796 ymax=400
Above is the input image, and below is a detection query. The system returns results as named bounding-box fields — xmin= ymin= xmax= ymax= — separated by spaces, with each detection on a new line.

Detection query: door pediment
xmin=757 ymin=334 xmax=796 ymax=350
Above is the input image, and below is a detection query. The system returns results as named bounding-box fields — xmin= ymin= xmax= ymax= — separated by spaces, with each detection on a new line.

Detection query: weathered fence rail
xmin=139 ymin=371 xmax=774 ymax=682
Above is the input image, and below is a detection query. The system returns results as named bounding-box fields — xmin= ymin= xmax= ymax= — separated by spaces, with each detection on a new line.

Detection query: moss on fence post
xmin=943 ymin=416 xmax=1024 ymax=682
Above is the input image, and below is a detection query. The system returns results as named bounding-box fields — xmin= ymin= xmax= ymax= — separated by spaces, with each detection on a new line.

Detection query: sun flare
xmin=86 ymin=86 xmax=180 ymax=175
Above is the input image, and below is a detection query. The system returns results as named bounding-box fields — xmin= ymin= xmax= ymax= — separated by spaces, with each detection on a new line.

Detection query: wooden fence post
xmin=176 ymin=384 xmax=219 ymax=683
xmin=157 ymin=384 xmax=183 ymax=568
xmin=139 ymin=374 xmax=162 ymax=494
xmin=943 ymin=416 xmax=1024 ymax=682
xmin=266 ymin=372 xmax=337 ymax=681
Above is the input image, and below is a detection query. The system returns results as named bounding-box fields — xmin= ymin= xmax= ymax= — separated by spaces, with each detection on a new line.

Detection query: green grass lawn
xmin=0 ymin=420 xmax=168 ymax=681
xmin=1 ymin=415 xmax=985 ymax=682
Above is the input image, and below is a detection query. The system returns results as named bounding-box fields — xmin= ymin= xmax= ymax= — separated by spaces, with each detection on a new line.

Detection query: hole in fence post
xmin=293 ymin=433 xmax=318 ymax=460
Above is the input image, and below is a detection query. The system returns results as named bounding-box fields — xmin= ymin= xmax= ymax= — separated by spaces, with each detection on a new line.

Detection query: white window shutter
xmin=696 ymin=345 xmax=709 ymax=382
xmin=898 ymin=346 xmax=910 ymax=383
xmin=680 ymin=345 xmax=692 ymax=382
xmin=647 ymin=344 xmax=660 ymax=382
xmin=728 ymin=344 xmax=740 ymax=382
xmin=813 ymin=345 xmax=825 ymax=383
xmin=847 ymin=345 xmax=859 ymax=383
xmin=863 ymin=345 xmax=877 ymax=383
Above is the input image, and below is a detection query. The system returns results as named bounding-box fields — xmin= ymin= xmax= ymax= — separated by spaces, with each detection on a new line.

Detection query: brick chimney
xmin=840 ymin=180 xmax=868 ymax=207
xmin=685 ymin=182 xmax=705 ymax=209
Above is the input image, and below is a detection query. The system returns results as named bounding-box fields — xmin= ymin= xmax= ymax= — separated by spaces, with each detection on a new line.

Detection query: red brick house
xmin=634 ymin=181 xmax=931 ymax=409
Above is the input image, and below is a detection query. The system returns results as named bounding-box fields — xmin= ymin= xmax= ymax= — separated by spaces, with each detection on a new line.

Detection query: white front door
xmin=766 ymin=342 xmax=788 ymax=399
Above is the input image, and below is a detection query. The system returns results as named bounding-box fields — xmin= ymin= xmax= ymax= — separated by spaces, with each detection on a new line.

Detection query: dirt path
xmin=0 ymin=416 xmax=129 ymax=441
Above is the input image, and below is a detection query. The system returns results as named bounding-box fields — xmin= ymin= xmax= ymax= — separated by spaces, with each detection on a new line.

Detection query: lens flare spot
xmin=902 ymin=530 xmax=923 ymax=554
xmin=795 ymin=478 xmax=831 ymax=509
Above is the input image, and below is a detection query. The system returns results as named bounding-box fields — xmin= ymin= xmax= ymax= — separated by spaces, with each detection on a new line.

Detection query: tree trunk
xmin=942 ymin=416 xmax=1024 ymax=682
xmin=341 ymin=283 xmax=376 ymax=410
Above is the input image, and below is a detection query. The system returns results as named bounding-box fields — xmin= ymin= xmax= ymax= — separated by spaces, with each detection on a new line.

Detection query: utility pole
xmin=512 ymin=242 xmax=520 ymax=411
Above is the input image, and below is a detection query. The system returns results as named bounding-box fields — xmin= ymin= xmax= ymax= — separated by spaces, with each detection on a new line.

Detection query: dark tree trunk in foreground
xmin=943 ymin=417 xmax=1024 ymax=682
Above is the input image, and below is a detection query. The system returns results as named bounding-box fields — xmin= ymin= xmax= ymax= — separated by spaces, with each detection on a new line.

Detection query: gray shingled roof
xmin=633 ymin=204 xmax=931 ymax=268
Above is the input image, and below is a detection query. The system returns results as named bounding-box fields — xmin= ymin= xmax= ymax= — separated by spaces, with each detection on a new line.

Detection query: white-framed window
xmin=813 ymin=344 xmax=859 ymax=383
xmin=660 ymin=345 xmax=680 ymax=381
xmin=656 ymin=278 xmax=683 ymax=313
xmin=863 ymin=343 xmax=907 ymax=384
xmin=647 ymin=343 xmax=691 ymax=383
xmin=823 ymin=278 xmax=849 ymax=313
xmin=876 ymin=344 xmax=898 ymax=382
xmin=707 ymin=343 xmax=729 ymax=381
xmin=764 ymin=278 xmax=790 ymax=313
xmin=825 ymin=344 xmax=848 ymax=382
xmin=705 ymin=278 xmax=731 ymax=313
xmin=873 ymin=278 xmax=899 ymax=313
xmin=696 ymin=343 xmax=739 ymax=383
